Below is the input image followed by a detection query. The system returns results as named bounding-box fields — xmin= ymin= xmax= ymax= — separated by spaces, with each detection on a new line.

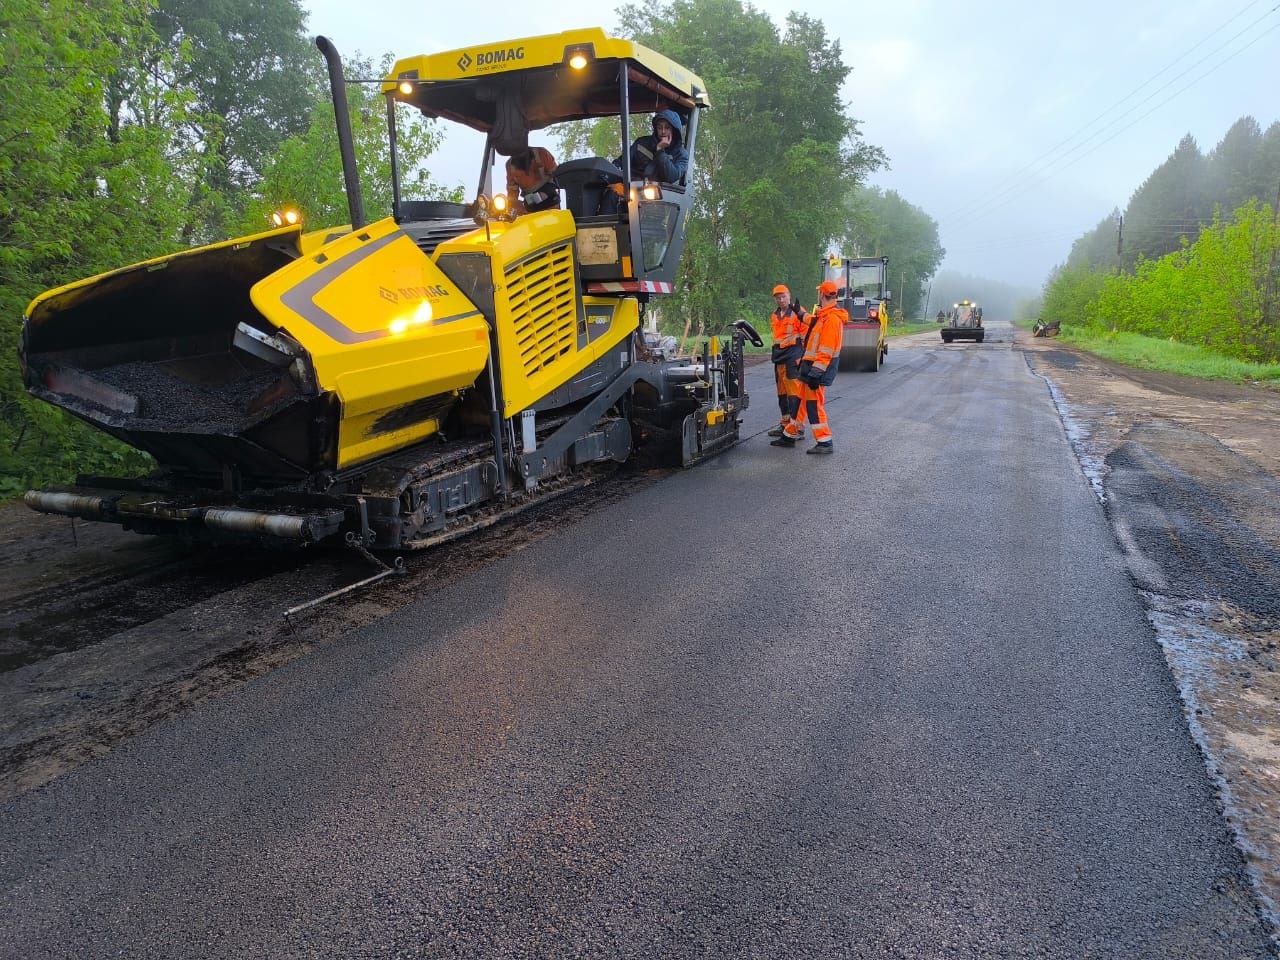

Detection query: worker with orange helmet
xmin=770 ymin=278 xmax=846 ymax=454
xmin=767 ymin=283 xmax=808 ymax=438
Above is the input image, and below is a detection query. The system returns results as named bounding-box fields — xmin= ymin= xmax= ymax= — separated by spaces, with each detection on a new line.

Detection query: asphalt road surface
xmin=2 ymin=323 xmax=1272 ymax=958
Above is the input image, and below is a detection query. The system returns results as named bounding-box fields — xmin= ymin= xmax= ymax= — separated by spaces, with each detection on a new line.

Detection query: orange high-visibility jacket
xmin=771 ymin=305 xmax=807 ymax=348
xmin=803 ymin=304 xmax=848 ymax=374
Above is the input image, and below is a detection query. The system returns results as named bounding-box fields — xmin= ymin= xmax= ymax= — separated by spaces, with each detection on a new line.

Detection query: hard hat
xmin=772 ymin=284 xmax=789 ymax=296
xmin=817 ymin=279 xmax=840 ymax=297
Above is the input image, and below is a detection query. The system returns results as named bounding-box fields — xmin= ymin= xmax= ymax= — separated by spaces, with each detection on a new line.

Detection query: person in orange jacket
xmin=768 ymin=283 xmax=808 ymax=439
xmin=770 ymin=278 xmax=845 ymax=454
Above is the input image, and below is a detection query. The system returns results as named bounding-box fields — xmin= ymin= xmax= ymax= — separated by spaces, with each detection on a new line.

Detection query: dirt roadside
xmin=1021 ymin=330 xmax=1280 ymax=933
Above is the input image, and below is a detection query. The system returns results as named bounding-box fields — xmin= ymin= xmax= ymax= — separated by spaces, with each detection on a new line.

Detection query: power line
xmin=955 ymin=18 xmax=1280 ymax=228
xmin=942 ymin=0 xmax=1280 ymax=222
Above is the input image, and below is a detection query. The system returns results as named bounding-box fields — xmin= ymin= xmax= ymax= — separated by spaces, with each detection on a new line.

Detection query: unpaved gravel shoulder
xmin=1022 ymin=331 xmax=1280 ymax=935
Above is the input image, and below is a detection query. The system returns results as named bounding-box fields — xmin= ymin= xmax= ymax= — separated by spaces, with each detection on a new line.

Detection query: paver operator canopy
xmin=385 ymin=29 xmax=707 ymax=211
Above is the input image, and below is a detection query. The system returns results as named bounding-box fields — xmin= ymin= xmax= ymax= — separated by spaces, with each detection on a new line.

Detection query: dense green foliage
xmin=0 ymin=0 xmax=452 ymax=496
xmin=0 ymin=0 xmax=192 ymax=496
xmin=1044 ymin=200 xmax=1280 ymax=363
xmin=844 ymin=187 xmax=945 ymax=321
xmin=1043 ymin=117 xmax=1280 ymax=376
xmin=151 ymin=0 xmax=317 ymax=240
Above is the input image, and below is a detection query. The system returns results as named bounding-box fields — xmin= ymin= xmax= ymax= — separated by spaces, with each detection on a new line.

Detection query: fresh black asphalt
xmin=1 ymin=325 xmax=1272 ymax=958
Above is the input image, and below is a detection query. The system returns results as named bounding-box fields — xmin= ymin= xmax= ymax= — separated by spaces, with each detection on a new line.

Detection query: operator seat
xmin=554 ymin=158 xmax=623 ymax=219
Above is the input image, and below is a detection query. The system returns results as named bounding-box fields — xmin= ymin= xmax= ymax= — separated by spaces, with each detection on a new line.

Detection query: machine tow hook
xmin=282 ymin=531 xmax=406 ymax=624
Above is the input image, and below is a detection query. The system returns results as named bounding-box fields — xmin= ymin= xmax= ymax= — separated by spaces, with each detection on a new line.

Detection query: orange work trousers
xmin=784 ymin=381 xmax=831 ymax=443
xmin=774 ymin=362 xmax=803 ymax=427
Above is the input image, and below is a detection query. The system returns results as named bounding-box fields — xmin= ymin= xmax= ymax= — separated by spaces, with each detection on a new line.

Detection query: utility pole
xmin=1116 ymin=214 xmax=1124 ymax=259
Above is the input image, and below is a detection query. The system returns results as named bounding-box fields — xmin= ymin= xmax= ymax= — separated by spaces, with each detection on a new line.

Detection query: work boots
xmin=768 ymin=426 xmax=804 ymax=439
xmin=806 ymin=442 xmax=833 ymax=455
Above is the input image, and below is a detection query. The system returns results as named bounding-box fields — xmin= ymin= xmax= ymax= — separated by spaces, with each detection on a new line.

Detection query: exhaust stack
xmin=315 ymin=36 xmax=366 ymax=230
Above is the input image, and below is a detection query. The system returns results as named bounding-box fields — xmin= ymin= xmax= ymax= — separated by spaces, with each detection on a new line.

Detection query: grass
xmin=1058 ymin=326 xmax=1280 ymax=385
xmin=886 ymin=322 xmax=937 ymax=337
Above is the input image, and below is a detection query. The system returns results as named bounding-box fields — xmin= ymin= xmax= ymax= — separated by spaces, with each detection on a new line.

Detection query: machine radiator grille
xmin=506 ymin=242 xmax=577 ymax=377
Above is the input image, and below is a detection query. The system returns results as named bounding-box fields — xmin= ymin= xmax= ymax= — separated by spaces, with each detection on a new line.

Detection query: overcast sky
xmin=302 ymin=0 xmax=1279 ymax=290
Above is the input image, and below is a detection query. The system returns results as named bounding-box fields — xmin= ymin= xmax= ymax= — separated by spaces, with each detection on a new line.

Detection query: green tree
xmin=151 ymin=0 xmax=317 ymax=240
xmin=1 ymin=0 xmax=192 ymax=494
xmin=239 ymin=55 xmax=458 ymax=233
xmin=1039 ymin=265 xmax=1110 ymax=331
xmin=1205 ymin=116 xmax=1263 ymax=214
xmin=617 ymin=0 xmax=885 ymax=330
xmin=1257 ymin=121 xmax=1280 ymax=207
xmin=1043 ymin=199 xmax=1280 ymax=363
xmin=844 ymin=187 xmax=945 ymax=319
xmin=1065 ymin=209 xmax=1121 ymax=272
xmin=1122 ymin=133 xmax=1207 ymax=267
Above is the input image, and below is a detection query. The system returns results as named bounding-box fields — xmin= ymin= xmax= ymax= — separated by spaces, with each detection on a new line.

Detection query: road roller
xmin=19 ymin=29 xmax=759 ymax=551
xmin=820 ymin=254 xmax=890 ymax=372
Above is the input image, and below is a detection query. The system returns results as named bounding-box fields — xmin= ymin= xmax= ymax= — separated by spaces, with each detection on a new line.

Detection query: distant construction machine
xmin=19 ymin=29 xmax=762 ymax=552
xmin=820 ymin=254 xmax=890 ymax=372
xmin=941 ymin=299 xmax=984 ymax=343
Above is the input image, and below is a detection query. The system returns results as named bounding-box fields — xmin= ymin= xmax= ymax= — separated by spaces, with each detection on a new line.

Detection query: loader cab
xmin=383 ymin=29 xmax=709 ymax=295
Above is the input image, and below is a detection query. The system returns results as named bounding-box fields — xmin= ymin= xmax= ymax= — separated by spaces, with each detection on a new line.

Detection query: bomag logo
xmin=379 ymin=285 xmax=449 ymax=303
xmin=458 ymin=46 xmax=525 ymax=73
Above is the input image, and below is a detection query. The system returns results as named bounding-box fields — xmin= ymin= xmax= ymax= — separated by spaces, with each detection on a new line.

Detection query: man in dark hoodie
xmin=621 ymin=109 xmax=689 ymax=184
xmin=599 ymin=110 xmax=690 ymax=215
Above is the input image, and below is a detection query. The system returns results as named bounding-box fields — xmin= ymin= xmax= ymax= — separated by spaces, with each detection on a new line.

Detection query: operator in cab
xmin=767 ymin=283 xmax=807 ymax=440
xmin=600 ymin=111 xmax=690 ymax=215
xmin=505 ymin=146 xmax=561 ymax=215
xmin=620 ymin=110 xmax=689 ymax=184
xmin=771 ymin=279 xmax=845 ymax=455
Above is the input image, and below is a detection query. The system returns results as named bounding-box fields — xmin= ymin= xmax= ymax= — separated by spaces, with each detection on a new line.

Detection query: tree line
xmin=1040 ymin=117 xmax=1280 ymax=363
xmin=0 ymin=0 xmax=447 ymax=494
xmin=1065 ymin=118 xmax=1280 ymax=272
xmin=0 ymin=0 xmax=947 ymax=494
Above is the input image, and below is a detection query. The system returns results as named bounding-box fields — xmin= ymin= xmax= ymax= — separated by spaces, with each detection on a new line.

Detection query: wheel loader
xmin=941 ymin=299 xmax=983 ymax=343
xmin=820 ymin=254 xmax=890 ymax=372
xmin=19 ymin=29 xmax=758 ymax=551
